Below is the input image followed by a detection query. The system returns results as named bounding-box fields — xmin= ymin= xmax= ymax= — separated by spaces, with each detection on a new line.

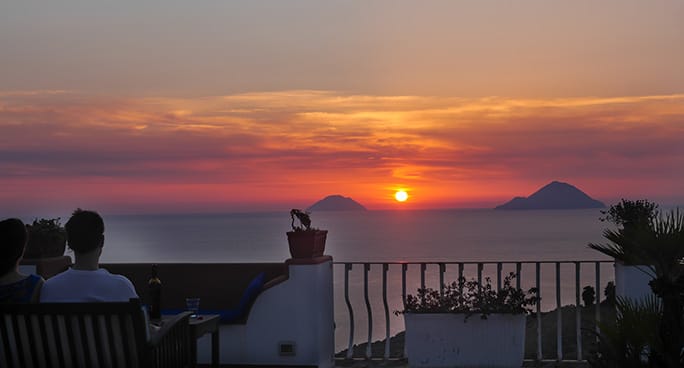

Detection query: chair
xmin=0 ymin=298 xmax=193 ymax=368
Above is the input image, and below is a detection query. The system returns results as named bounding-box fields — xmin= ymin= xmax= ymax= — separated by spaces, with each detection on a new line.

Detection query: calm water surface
xmin=99 ymin=209 xmax=610 ymax=263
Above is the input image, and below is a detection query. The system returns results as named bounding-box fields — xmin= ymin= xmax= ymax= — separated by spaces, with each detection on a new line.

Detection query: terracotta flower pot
xmin=286 ymin=230 xmax=327 ymax=259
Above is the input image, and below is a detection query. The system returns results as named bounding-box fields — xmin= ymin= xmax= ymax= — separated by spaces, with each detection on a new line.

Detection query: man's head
xmin=65 ymin=209 xmax=104 ymax=254
xmin=0 ymin=218 xmax=28 ymax=276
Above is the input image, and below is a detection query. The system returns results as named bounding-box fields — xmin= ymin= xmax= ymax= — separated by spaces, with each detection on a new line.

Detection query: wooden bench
xmin=0 ymin=299 xmax=193 ymax=368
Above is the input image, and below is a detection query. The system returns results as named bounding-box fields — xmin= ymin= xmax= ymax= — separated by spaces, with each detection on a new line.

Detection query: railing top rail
xmin=332 ymin=260 xmax=613 ymax=265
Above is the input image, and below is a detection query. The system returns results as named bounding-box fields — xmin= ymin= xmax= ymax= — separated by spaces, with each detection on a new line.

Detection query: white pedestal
xmin=197 ymin=256 xmax=334 ymax=368
xmin=615 ymin=261 xmax=655 ymax=302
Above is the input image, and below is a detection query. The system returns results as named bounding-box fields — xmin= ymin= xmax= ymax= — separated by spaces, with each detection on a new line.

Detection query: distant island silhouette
xmin=308 ymin=195 xmax=367 ymax=211
xmin=495 ymin=181 xmax=605 ymax=210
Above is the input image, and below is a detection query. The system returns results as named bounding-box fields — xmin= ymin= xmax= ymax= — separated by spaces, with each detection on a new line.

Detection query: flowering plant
xmin=395 ymin=272 xmax=538 ymax=320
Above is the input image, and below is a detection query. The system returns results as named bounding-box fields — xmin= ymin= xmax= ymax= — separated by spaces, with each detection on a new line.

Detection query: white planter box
xmin=614 ymin=261 xmax=654 ymax=302
xmin=404 ymin=313 xmax=526 ymax=368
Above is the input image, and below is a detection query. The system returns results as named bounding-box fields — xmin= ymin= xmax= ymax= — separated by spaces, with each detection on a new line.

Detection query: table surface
xmin=155 ymin=314 xmax=220 ymax=330
xmin=188 ymin=314 xmax=220 ymax=338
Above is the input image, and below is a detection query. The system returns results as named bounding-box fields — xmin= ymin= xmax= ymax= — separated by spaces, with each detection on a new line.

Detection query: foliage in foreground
xmin=590 ymin=199 xmax=684 ymax=368
xmin=588 ymin=296 xmax=662 ymax=368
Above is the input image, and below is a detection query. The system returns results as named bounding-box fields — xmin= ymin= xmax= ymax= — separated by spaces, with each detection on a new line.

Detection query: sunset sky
xmin=1 ymin=1 xmax=683 ymax=215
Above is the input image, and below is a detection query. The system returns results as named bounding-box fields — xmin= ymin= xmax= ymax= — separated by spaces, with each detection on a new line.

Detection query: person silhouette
xmin=0 ymin=218 xmax=44 ymax=303
xmin=40 ymin=209 xmax=138 ymax=302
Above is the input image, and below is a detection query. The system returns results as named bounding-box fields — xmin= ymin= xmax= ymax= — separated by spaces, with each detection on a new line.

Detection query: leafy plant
xmin=290 ymin=209 xmax=312 ymax=231
xmin=28 ymin=218 xmax=64 ymax=235
xmin=600 ymin=199 xmax=659 ymax=230
xmin=591 ymin=200 xmax=661 ymax=265
xmin=583 ymin=286 xmax=596 ymax=307
xmin=24 ymin=217 xmax=67 ymax=258
xmin=588 ymin=296 xmax=662 ymax=368
xmin=395 ymin=272 xmax=539 ymax=320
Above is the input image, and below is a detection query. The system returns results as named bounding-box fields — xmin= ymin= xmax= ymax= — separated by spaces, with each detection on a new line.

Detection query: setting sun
xmin=395 ymin=190 xmax=409 ymax=202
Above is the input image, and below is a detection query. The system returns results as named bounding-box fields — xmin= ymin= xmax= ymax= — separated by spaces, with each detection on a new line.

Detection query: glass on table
xmin=185 ymin=297 xmax=200 ymax=318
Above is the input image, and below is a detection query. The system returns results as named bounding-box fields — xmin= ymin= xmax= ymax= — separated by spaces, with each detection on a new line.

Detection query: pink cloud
xmin=1 ymin=91 xmax=682 ymax=213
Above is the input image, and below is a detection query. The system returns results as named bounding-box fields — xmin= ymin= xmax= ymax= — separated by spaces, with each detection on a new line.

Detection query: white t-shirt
xmin=40 ymin=268 xmax=139 ymax=302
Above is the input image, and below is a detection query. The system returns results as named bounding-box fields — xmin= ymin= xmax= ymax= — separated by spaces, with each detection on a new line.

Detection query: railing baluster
xmin=382 ymin=264 xmax=390 ymax=361
xmin=401 ymin=264 xmax=408 ymax=307
xmin=477 ymin=263 xmax=483 ymax=289
xmin=575 ymin=262 xmax=582 ymax=361
xmin=439 ymin=263 xmax=446 ymax=297
xmin=344 ymin=263 xmax=354 ymax=360
xmin=516 ymin=262 xmax=522 ymax=290
xmin=458 ymin=263 xmax=464 ymax=293
xmin=595 ymin=262 xmax=601 ymax=340
xmin=497 ymin=262 xmax=503 ymax=291
xmin=420 ymin=263 xmax=426 ymax=290
xmin=556 ymin=262 xmax=562 ymax=361
xmin=364 ymin=263 xmax=372 ymax=359
xmin=402 ymin=263 xmax=408 ymax=358
xmin=536 ymin=262 xmax=542 ymax=361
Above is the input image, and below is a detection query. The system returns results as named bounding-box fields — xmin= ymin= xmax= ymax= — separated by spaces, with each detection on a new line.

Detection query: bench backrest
xmin=0 ymin=299 xmax=151 ymax=368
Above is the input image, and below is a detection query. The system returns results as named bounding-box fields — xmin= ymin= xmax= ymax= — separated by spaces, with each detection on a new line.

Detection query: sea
xmin=96 ymin=208 xmax=609 ymax=263
xmin=25 ymin=208 xmax=618 ymax=351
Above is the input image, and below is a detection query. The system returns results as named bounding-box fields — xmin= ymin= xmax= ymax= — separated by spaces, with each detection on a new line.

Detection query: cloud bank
xmin=1 ymin=91 xmax=682 ymax=213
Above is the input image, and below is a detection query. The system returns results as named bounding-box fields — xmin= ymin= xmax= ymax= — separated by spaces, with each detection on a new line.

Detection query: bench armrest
xmin=149 ymin=312 xmax=193 ymax=368
xmin=149 ymin=311 xmax=192 ymax=346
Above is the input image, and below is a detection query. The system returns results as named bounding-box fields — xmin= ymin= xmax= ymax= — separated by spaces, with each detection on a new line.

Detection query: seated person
xmin=41 ymin=209 xmax=138 ymax=302
xmin=0 ymin=218 xmax=45 ymax=303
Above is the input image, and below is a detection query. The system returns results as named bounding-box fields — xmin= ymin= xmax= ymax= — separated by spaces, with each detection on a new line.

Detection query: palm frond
xmin=589 ymin=296 xmax=662 ymax=367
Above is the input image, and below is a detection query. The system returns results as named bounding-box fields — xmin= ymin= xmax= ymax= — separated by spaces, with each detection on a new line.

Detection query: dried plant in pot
xmin=24 ymin=218 xmax=67 ymax=259
xmin=286 ymin=209 xmax=327 ymax=259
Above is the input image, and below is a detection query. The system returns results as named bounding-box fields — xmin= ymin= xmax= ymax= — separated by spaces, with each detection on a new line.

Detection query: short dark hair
xmin=65 ymin=209 xmax=105 ymax=253
xmin=0 ymin=218 xmax=28 ymax=276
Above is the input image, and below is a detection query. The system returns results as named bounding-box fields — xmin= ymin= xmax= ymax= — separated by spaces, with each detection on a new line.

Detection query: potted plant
xmin=286 ymin=209 xmax=327 ymax=259
xmin=24 ymin=218 xmax=67 ymax=259
xmin=590 ymin=199 xmax=660 ymax=302
xmin=589 ymin=206 xmax=684 ymax=368
xmin=395 ymin=273 xmax=538 ymax=368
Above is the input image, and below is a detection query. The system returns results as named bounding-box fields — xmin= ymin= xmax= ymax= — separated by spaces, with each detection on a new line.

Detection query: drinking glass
xmin=185 ymin=297 xmax=200 ymax=318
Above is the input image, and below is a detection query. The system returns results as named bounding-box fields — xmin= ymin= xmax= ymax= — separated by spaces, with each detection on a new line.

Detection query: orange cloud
xmin=1 ymin=91 xmax=683 ymax=214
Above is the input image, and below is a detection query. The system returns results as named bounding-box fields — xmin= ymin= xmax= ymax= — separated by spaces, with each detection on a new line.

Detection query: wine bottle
xmin=148 ymin=264 xmax=162 ymax=320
